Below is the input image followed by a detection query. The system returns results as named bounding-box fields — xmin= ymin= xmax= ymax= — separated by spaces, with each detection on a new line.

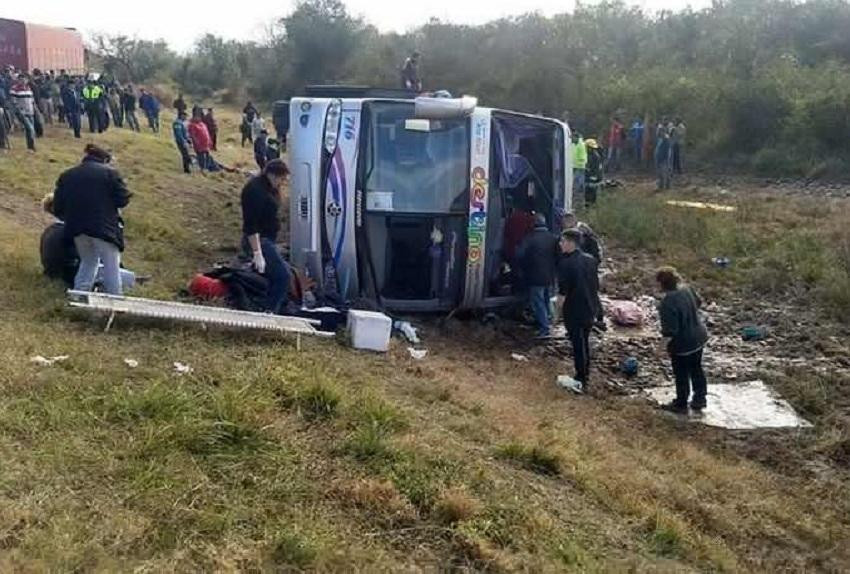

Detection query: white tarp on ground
xmin=646 ymin=380 xmax=812 ymax=430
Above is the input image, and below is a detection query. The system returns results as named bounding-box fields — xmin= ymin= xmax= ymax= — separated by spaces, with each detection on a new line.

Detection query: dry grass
xmin=0 ymin=116 xmax=848 ymax=571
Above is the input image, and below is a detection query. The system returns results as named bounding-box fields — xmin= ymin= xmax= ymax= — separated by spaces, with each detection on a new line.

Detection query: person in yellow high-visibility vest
xmin=81 ymin=80 xmax=104 ymax=134
xmin=571 ymin=131 xmax=588 ymax=203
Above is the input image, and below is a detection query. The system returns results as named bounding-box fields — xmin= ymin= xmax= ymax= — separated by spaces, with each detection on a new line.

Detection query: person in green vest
xmin=81 ymin=79 xmax=104 ymax=134
xmin=571 ymin=131 xmax=588 ymax=205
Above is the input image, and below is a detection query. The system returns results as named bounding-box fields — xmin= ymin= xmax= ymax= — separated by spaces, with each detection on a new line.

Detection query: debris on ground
xmin=173 ymin=362 xmax=194 ymax=375
xmin=741 ymin=325 xmax=767 ymax=341
xmin=712 ymin=256 xmax=731 ymax=268
xmin=511 ymin=353 xmax=529 ymax=362
xmin=407 ymin=347 xmax=428 ymax=360
xmin=621 ymin=357 xmax=639 ymax=377
xmin=394 ymin=320 xmax=421 ymax=344
xmin=666 ymin=199 xmax=737 ymax=212
xmin=556 ymin=375 xmax=584 ymax=394
xmin=124 ymin=358 xmax=139 ymax=368
xmin=606 ymin=299 xmax=646 ymax=327
xmin=645 ymin=380 xmax=812 ymax=430
xmin=30 ymin=355 xmax=70 ymax=367
xmin=349 ymin=310 xmax=392 ymax=352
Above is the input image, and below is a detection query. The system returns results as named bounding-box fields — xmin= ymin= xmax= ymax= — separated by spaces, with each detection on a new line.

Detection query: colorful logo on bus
xmin=468 ymin=166 xmax=487 ymax=264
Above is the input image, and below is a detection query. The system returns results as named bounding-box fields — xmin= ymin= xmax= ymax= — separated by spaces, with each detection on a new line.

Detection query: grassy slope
xmin=0 ymin=114 xmax=848 ymax=571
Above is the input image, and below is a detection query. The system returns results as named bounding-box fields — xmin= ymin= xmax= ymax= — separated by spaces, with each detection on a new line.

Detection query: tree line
xmin=90 ymin=0 xmax=850 ymax=177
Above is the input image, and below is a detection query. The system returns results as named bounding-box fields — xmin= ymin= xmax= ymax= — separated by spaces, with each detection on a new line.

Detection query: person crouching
xmin=52 ymin=144 xmax=132 ymax=295
xmin=656 ymin=266 xmax=709 ymax=413
xmin=240 ymin=159 xmax=291 ymax=314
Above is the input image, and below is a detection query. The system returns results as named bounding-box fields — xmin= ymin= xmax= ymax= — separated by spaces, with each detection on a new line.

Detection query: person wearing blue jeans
xmin=73 ymin=235 xmax=122 ymax=294
xmin=516 ymin=213 xmax=560 ymax=338
xmin=52 ymin=143 xmax=132 ymax=296
xmin=241 ymin=159 xmax=292 ymax=314
xmin=528 ymin=286 xmax=552 ymax=337
xmin=258 ymin=237 xmax=290 ymax=313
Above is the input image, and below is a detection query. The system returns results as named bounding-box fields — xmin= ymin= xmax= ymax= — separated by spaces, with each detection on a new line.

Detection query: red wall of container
xmin=25 ymin=22 xmax=85 ymax=73
xmin=0 ymin=18 xmax=84 ymax=74
xmin=0 ymin=19 xmax=28 ymax=71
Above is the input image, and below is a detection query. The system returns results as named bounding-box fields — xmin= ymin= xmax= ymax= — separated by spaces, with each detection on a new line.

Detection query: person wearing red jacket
xmin=188 ymin=111 xmax=212 ymax=171
xmin=606 ymin=116 xmax=624 ymax=172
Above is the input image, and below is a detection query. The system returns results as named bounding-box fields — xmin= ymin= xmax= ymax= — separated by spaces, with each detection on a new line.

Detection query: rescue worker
xmin=240 ymin=159 xmax=292 ymax=314
xmin=571 ymin=131 xmax=588 ymax=204
xmin=516 ymin=213 xmax=560 ymax=338
xmin=584 ymin=138 xmax=604 ymax=206
xmin=656 ymin=267 xmax=709 ymax=413
xmin=557 ymin=228 xmax=601 ymax=391
xmin=172 ymin=111 xmax=192 ymax=174
xmin=82 ymin=79 xmax=104 ymax=133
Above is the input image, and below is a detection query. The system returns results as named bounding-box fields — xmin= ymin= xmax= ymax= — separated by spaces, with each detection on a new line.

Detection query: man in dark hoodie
xmin=656 ymin=267 xmax=709 ymax=413
xmin=52 ymin=144 xmax=132 ymax=295
xmin=516 ymin=213 xmax=560 ymax=338
xmin=557 ymin=228 xmax=601 ymax=390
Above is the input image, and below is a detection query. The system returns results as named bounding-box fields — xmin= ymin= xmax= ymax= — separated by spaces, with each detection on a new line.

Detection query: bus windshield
xmin=362 ymin=102 xmax=469 ymax=214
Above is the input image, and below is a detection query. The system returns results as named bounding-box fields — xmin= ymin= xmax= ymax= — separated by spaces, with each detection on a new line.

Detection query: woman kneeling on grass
xmin=657 ymin=266 xmax=709 ymax=413
xmin=53 ymin=144 xmax=132 ymax=295
xmin=240 ymin=159 xmax=291 ymax=314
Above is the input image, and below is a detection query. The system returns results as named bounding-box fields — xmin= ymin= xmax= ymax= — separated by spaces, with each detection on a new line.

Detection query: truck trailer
xmin=0 ymin=18 xmax=85 ymax=74
xmin=288 ymin=86 xmax=572 ymax=313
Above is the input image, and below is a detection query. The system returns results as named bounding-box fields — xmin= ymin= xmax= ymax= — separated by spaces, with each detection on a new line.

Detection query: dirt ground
xmin=2 ymin=117 xmax=848 ymax=570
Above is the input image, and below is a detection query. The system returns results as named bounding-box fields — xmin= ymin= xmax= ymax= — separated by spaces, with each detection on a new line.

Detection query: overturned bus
xmin=288 ymin=86 xmax=572 ymax=312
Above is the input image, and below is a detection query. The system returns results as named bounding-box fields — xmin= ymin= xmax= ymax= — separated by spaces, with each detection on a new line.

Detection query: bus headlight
xmin=324 ymin=99 xmax=342 ymax=154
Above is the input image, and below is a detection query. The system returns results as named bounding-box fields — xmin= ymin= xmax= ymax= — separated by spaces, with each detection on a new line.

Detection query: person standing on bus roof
xmin=401 ymin=51 xmax=422 ymax=92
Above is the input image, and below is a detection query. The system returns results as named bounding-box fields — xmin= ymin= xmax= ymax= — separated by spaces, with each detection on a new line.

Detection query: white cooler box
xmin=348 ymin=310 xmax=392 ymax=352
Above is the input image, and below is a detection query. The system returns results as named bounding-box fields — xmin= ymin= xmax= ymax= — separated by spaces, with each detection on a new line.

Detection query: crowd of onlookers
xmin=0 ymin=66 xmax=169 ymax=151
xmin=569 ymin=114 xmax=688 ymax=197
xmin=0 ymin=65 xmax=286 ymax=176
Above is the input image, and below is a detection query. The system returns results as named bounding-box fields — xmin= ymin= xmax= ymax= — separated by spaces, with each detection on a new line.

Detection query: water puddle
xmin=646 ymin=380 xmax=812 ymax=430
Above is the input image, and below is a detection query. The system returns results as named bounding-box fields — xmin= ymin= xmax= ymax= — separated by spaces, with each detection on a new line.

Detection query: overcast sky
xmin=3 ymin=0 xmax=711 ymax=52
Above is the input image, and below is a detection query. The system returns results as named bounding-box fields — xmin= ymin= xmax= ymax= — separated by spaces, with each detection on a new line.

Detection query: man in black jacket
xmin=53 ymin=144 xmax=131 ymax=295
xmin=516 ymin=213 xmax=560 ymax=338
xmin=240 ymin=159 xmax=291 ymax=314
xmin=657 ymin=267 xmax=709 ymax=412
xmin=557 ymin=228 xmax=601 ymax=389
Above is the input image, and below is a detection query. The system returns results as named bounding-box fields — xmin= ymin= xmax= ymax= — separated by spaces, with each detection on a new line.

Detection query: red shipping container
xmin=0 ymin=18 xmax=84 ymax=74
xmin=0 ymin=19 xmax=28 ymax=71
